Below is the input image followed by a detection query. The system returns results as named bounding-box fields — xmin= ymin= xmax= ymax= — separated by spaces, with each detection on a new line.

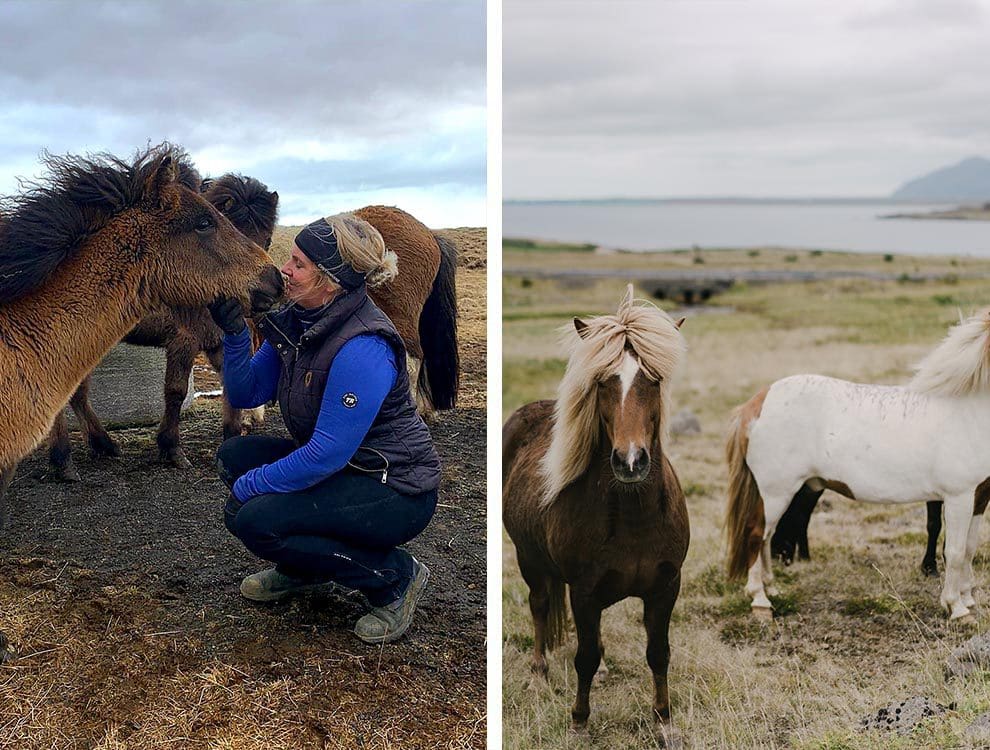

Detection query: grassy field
xmin=502 ymin=248 xmax=990 ymax=749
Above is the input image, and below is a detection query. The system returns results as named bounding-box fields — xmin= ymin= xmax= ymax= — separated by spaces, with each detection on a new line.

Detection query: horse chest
xmin=549 ymin=504 xmax=682 ymax=599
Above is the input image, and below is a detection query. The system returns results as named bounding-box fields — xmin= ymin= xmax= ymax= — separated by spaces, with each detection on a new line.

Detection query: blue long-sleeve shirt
xmin=221 ymin=327 xmax=398 ymax=502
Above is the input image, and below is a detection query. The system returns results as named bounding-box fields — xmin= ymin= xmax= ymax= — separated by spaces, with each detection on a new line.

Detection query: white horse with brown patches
xmin=725 ymin=310 xmax=990 ymax=624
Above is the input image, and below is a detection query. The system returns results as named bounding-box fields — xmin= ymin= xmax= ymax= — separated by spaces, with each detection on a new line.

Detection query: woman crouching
xmin=211 ymin=213 xmax=441 ymax=644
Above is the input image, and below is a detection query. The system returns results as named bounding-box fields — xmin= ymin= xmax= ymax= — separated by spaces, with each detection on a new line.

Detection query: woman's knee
xmin=229 ymin=498 xmax=282 ymax=556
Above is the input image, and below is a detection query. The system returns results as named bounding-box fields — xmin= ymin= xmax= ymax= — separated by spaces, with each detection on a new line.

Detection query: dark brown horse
xmin=45 ymin=172 xmax=280 ymax=477
xmin=0 ymin=144 xmax=282 ymax=661
xmin=503 ymin=286 xmax=689 ymax=746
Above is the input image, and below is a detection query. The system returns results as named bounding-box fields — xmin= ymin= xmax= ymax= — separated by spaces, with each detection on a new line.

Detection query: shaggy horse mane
xmin=0 ymin=142 xmax=192 ymax=305
xmin=909 ymin=308 xmax=990 ymax=397
xmin=201 ymin=174 xmax=278 ymax=243
xmin=540 ymin=285 xmax=686 ymax=506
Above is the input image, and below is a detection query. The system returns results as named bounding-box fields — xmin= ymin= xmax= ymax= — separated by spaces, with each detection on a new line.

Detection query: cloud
xmin=0 ymin=0 xmax=486 ymax=225
xmin=504 ymin=0 xmax=990 ymax=198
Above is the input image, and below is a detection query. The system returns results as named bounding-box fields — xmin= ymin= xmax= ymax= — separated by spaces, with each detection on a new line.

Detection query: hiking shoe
xmin=354 ymin=558 xmax=430 ymax=644
xmin=239 ymin=568 xmax=328 ymax=602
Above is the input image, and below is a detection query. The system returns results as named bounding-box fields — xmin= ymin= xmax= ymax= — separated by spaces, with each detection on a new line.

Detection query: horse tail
xmin=725 ymin=388 xmax=769 ymax=580
xmin=418 ymin=232 xmax=460 ymax=410
xmin=545 ymin=578 xmax=569 ymax=652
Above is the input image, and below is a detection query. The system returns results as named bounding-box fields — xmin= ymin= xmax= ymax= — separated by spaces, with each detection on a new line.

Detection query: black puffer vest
xmin=255 ymin=286 xmax=441 ymax=495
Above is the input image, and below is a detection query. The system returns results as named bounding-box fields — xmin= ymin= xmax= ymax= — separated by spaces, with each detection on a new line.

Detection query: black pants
xmin=217 ymin=435 xmax=437 ymax=606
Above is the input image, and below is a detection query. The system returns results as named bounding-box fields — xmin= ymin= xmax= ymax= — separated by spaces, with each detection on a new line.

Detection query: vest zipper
xmin=347 ymin=446 xmax=390 ymax=485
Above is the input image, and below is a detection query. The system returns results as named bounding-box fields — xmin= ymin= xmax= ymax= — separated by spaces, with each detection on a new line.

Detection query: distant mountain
xmin=891 ymin=157 xmax=990 ymax=202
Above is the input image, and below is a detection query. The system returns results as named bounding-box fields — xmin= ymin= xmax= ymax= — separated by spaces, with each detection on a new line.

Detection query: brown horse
xmin=503 ymin=286 xmax=689 ymax=746
xmin=0 ymin=143 xmax=282 ymax=661
xmin=45 ymin=172 xmax=280 ymax=477
xmin=353 ymin=205 xmax=459 ymax=414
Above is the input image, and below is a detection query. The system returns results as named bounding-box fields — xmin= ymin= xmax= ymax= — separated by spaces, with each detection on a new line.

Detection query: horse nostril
xmin=634 ymin=449 xmax=650 ymax=473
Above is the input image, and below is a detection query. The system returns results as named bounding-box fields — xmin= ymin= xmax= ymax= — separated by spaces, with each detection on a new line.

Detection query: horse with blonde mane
xmin=726 ymin=309 xmax=990 ymax=624
xmin=503 ymin=286 xmax=689 ymax=746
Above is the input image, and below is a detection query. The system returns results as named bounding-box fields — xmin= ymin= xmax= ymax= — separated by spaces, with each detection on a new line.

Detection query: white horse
xmin=725 ymin=309 xmax=990 ymax=623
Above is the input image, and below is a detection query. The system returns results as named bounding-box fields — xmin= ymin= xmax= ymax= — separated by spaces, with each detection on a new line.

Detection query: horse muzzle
xmin=610 ymin=447 xmax=651 ymax=484
xmin=250 ymin=265 xmax=285 ymax=313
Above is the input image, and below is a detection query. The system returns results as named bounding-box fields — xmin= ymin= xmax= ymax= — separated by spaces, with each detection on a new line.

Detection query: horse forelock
xmin=909 ymin=309 xmax=990 ymax=397
xmin=539 ymin=299 xmax=686 ymax=506
xmin=0 ymin=142 xmax=187 ymax=304
xmin=203 ymin=174 xmax=279 ymax=241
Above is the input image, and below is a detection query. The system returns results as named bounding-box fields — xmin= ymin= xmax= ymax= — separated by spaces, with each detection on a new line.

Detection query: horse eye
xmin=195 ymin=216 xmax=214 ymax=234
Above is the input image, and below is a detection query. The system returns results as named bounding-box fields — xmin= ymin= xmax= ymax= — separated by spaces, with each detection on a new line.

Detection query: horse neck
xmin=1 ymin=218 xmax=153 ymax=408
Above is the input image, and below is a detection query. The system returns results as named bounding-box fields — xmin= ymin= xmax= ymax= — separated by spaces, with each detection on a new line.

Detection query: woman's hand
xmin=208 ymin=297 xmax=247 ymax=336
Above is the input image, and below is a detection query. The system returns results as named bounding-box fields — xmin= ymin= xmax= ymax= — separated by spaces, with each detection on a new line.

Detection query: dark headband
xmin=294 ymin=218 xmax=367 ymax=291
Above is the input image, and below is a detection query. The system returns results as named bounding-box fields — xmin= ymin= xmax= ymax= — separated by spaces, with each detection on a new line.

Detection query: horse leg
xmin=47 ymin=409 xmax=81 ymax=483
xmin=568 ymin=588 xmax=603 ymax=733
xmin=644 ymin=575 xmax=684 ymax=749
xmin=410 ymin=355 xmax=436 ymax=422
xmin=517 ymin=552 xmax=553 ymax=679
xmin=960 ymin=513 xmax=983 ymax=610
xmin=940 ymin=495 xmax=975 ymax=621
xmin=70 ymin=375 xmax=119 ymax=458
xmin=921 ymin=500 xmax=942 ymax=578
xmin=746 ymin=492 xmax=791 ymax=618
xmin=157 ymin=335 xmax=196 ymax=468
xmin=795 ymin=488 xmax=820 ymax=561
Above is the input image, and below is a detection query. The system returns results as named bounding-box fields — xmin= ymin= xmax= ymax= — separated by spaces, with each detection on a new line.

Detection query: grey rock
xmin=858 ymin=696 xmax=946 ymax=735
xmin=67 ymin=343 xmax=195 ymax=428
xmin=946 ymin=632 xmax=990 ymax=679
xmin=964 ymin=711 xmax=990 ymax=740
xmin=670 ymin=409 xmax=701 ymax=436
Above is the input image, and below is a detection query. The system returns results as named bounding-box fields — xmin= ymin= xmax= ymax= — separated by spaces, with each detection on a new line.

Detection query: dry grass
xmin=503 ymin=265 xmax=990 ymax=748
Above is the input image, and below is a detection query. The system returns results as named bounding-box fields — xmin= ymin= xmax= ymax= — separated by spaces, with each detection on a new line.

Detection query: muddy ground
xmin=0 ymin=233 xmax=487 ymax=749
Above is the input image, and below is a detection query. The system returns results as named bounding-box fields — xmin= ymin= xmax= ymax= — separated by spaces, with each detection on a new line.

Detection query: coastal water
xmin=504 ymin=201 xmax=990 ymax=257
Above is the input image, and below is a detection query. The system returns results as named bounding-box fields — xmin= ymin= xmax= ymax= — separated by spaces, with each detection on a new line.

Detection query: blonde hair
xmin=324 ymin=212 xmax=398 ymax=288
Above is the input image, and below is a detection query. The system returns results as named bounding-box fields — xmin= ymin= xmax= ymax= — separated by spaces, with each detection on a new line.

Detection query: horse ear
xmin=574 ymin=317 xmax=590 ymax=338
xmin=145 ymin=155 xmax=178 ymax=206
xmin=271 ymin=191 xmax=279 ymax=203
xmin=200 ymin=177 xmax=214 ymax=193
xmin=675 ymin=317 xmax=686 ymax=329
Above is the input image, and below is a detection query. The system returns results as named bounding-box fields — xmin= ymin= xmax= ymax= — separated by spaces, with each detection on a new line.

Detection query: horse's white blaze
xmin=618 ymin=350 xmax=639 ymax=409
xmin=628 ymin=441 xmax=637 ymax=470
xmin=743 ymin=372 xmax=990 ymax=621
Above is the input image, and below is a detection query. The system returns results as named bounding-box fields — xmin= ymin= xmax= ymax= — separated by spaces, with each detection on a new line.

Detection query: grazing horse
xmin=353 ymin=205 xmax=460 ymax=414
xmin=726 ymin=310 xmax=990 ymax=623
xmin=0 ymin=144 xmax=282 ymax=660
xmin=45 ymin=172 xmax=280 ymax=477
xmin=503 ymin=286 xmax=689 ymax=745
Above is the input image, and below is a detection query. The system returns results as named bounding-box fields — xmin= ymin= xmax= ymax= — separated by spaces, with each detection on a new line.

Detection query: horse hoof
xmin=49 ymin=464 xmax=81 ymax=483
xmin=164 ymin=450 xmax=193 ymax=470
xmin=654 ymin=724 xmax=684 ymax=750
xmin=752 ymin=605 xmax=774 ymax=623
xmin=90 ymin=435 xmax=120 ymax=458
xmin=594 ymin=663 xmax=609 ymax=684
xmin=952 ymin=613 xmax=978 ymax=627
xmin=568 ymin=722 xmax=591 ymax=741
xmin=530 ymin=660 xmax=549 ymax=681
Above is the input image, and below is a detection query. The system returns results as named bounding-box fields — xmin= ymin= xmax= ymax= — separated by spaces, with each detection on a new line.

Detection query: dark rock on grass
xmin=858 ymin=697 xmax=946 ymax=735
xmin=946 ymin=632 xmax=990 ymax=679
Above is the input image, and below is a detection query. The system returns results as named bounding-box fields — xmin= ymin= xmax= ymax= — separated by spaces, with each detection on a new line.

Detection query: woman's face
xmin=281 ymin=244 xmax=338 ymax=308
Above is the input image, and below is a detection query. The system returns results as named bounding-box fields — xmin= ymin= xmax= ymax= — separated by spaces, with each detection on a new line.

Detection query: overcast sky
xmin=0 ymin=0 xmax=485 ymax=226
xmin=504 ymin=0 xmax=990 ymax=200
